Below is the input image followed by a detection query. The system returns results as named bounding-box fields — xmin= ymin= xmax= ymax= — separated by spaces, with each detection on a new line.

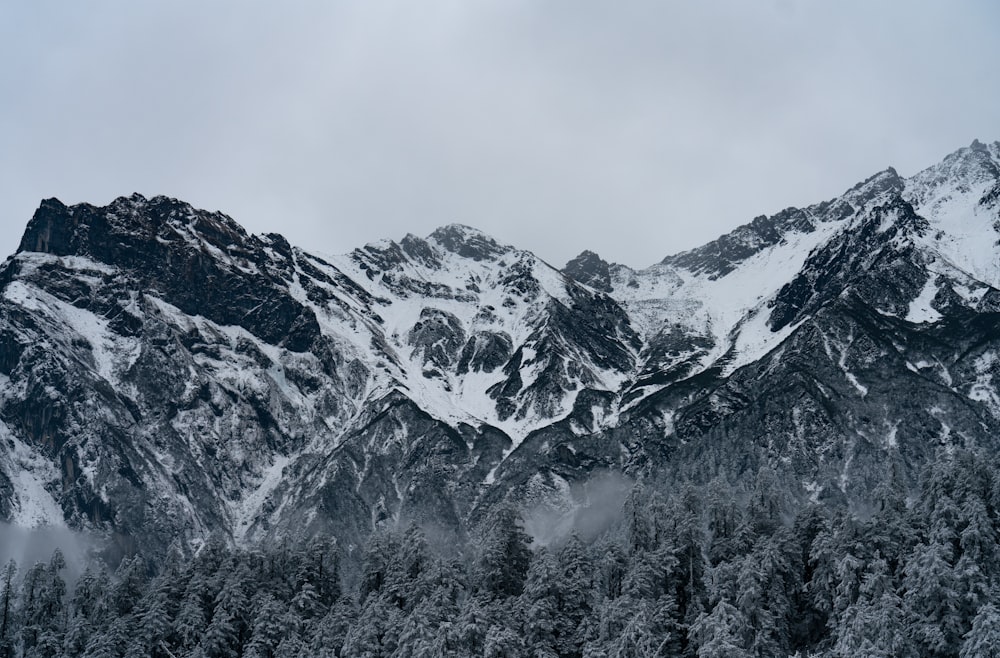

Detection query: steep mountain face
xmin=0 ymin=196 xmax=638 ymax=555
xmin=2 ymin=140 xmax=1000 ymax=556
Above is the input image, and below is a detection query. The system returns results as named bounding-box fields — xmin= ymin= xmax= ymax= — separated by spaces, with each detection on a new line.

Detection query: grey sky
xmin=2 ymin=1 xmax=999 ymax=269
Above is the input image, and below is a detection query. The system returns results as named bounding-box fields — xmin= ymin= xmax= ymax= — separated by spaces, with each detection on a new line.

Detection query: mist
xmin=522 ymin=471 xmax=633 ymax=547
xmin=0 ymin=523 xmax=101 ymax=585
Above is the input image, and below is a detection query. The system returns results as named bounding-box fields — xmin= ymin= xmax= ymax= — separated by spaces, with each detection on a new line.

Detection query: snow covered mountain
xmin=2 ymin=139 xmax=1000 ymax=556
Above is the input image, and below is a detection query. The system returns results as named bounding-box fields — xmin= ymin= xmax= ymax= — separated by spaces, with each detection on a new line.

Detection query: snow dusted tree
xmin=0 ymin=560 xmax=16 ymax=658
xmin=358 ymin=531 xmax=400 ymax=605
xmin=955 ymin=495 xmax=996 ymax=624
xmin=130 ymin=584 xmax=171 ymax=658
xmin=831 ymin=559 xmax=917 ymax=658
xmin=519 ymin=549 xmax=561 ymax=658
xmin=689 ymin=599 xmax=748 ymax=658
xmin=245 ymin=593 xmax=287 ymax=658
xmin=295 ymin=536 xmax=341 ymax=612
xmin=201 ymin=604 xmax=239 ymax=658
xmin=902 ymin=540 xmax=963 ymax=656
xmin=482 ymin=624 xmax=524 ymax=658
xmin=476 ymin=506 xmax=532 ymax=599
xmin=173 ymin=585 xmax=207 ymax=652
xmin=341 ymin=595 xmax=403 ymax=657
xmin=16 ymin=560 xmax=49 ymax=655
xmin=960 ymin=603 xmax=1000 ymax=658
xmin=306 ymin=598 xmax=356 ymax=658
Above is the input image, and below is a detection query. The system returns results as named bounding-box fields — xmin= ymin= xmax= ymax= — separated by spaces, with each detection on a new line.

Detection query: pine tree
xmin=552 ymin=534 xmax=596 ymax=657
xmin=273 ymin=631 xmax=306 ymax=658
xmin=306 ymin=598 xmax=355 ymax=658
xmin=519 ymin=550 xmax=560 ymax=658
xmin=623 ymin=486 xmax=654 ymax=555
xmin=833 ymin=591 xmax=916 ymax=658
xmin=476 ymin=506 xmax=532 ymax=599
xmin=955 ymin=495 xmax=996 ymax=626
xmin=341 ymin=596 xmax=402 ymax=657
xmin=589 ymin=595 xmax=677 ymax=658
xmin=245 ymin=594 xmax=287 ymax=658
xmin=215 ymin=566 xmax=251 ymax=649
xmin=902 ymin=541 xmax=963 ymax=656
xmin=296 ymin=536 xmax=341 ymax=611
xmin=358 ymin=532 xmax=401 ymax=605
xmin=736 ymin=532 xmax=800 ymax=657
xmin=482 ymin=624 xmax=524 ymax=658
xmin=0 ymin=560 xmax=16 ymax=658
xmin=451 ymin=595 xmax=489 ymax=656
xmin=134 ymin=586 xmax=172 ymax=658
xmin=689 ymin=599 xmax=748 ymax=658
xmin=592 ymin=538 xmax=627 ymax=601
xmin=960 ymin=603 xmax=1000 ymax=658
xmin=831 ymin=558 xmax=917 ymax=658
xmin=173 ymin=587 xmax=207 ymax=652
xmin=201 ymin=605 xmax=238 ymax=658
xmin=17 ymin=561 xmax=47 ymax=655
xmin=393 ymin=587 xmax=460 ymax=658
xmin=82 ymin=616 xmax=129 ymax=658
xmin=110 ymin=555 xmax=146 ymax=618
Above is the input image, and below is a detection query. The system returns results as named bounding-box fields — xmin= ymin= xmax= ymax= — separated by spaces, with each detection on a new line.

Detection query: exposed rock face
xmin=3 ymin=140 xmax=1000 ymax=558
xmin=457 ymin=331 xmax=513 ymax=375
xmin=564 ymin=251 xmax=612 ymax=292
xmin=408 ymin=308 xmax=466 ymax=374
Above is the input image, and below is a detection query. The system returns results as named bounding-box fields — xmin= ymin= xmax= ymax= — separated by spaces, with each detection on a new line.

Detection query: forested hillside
xmin=4 ymin=448 xmax=1000 ymax=657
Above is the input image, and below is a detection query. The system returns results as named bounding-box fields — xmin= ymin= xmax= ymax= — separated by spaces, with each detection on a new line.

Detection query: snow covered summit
xmin=2 ymin=140 xmax=1000 ymax=555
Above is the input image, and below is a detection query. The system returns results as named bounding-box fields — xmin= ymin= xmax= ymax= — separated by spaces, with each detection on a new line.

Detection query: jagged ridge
xmin=1 ymin=140 xmax=1000 ymax=557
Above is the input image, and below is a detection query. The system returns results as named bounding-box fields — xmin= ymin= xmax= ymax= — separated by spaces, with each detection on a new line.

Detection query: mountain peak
xmin=427 ymin=224 xmax=509 ymax=261
xmin=563 ymin=250 xmax=612 ymax=292
xmin=905 ymin=138 xmax=1000 ymax=209
xmin=970 ymin=138 xmax=989 ymax=152
xmin=17 ymin=194 xmax=251 ymax=261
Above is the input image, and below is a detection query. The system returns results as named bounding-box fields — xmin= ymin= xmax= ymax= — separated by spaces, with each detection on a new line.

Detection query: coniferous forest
xmin=3 ymin=450 xmax=1000 ymax=657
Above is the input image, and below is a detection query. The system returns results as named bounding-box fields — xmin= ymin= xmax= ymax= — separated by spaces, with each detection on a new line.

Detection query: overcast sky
xmin=2 ymin=1 xmax=999 ymax=269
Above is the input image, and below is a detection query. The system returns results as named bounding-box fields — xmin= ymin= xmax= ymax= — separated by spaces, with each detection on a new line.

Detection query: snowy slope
xmin=591 ymin=167 xmax=906 ymax=404
xmin=2 ymin=139 xmax=1000 ymax=554
xmin=904 ymin=140 xmax=1000 ymax=288
xmin=305 ymin=225 xmax=634 ymax=446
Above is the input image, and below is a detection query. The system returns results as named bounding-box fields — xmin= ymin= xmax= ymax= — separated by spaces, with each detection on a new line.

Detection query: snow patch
xmin=5 ymin=281 xmax=141 ymax=385
xmin=905 ymin=276 xmax=942 ymax=323
xmin=803 ymin=480 xmax=822 ymax=504
xmin=724 ymin=306 xmax=801 ymax=376
xmin=969 ymin=352 xmax=1000 ymax=419
xmin=0 ymin=422 xmax=65 ymax=528
xmin=231 ymin=454 xmax=291 ymax=543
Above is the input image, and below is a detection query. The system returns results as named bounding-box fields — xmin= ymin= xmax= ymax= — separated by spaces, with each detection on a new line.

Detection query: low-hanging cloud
xmin=523 ymin=471 xmax=634 ymax=547
xmin=0 ymin=523 xmax=101 ymax=585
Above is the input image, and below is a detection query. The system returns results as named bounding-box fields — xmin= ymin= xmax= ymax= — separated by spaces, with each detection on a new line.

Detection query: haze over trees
xmin=2 ymin=448 xmax=1000 ymax=657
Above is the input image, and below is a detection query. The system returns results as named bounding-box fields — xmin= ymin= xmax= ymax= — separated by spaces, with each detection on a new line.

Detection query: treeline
xmin=4 ymin=450 xmax=1000 ymax=657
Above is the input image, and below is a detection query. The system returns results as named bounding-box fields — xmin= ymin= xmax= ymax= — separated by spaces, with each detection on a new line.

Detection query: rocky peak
xmin=427 ymin=224 xmax=509 ymax=261
xmin=660 ymin=206 xmax=816 ymax=279
xmin=906 ymin=140 xmax=1000 ymax=208
xmin=768 ymin=195 xmax=929 ymax=331
xmin=838 ymin=167 xmax=905 ymax=211
xmin=17 ymin=193 xmax=253 ymax=266
xmin=563 ymin=250 xmax=612 ymax=292
xmin=13 ymin=194 xmax=321 ymax=353
xmin=6 ymin=137 xmax=1000 ymax=564
xmin=399 ymin=234 xmax=441 ymax=269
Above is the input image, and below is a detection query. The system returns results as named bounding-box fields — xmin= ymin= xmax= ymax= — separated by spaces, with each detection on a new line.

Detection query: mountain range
xmin=2 ymin=139 xmax=1000 ymax=558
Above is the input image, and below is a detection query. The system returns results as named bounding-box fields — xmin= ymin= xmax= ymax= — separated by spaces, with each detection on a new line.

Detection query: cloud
xmin=2 ymin=1 xmax=998 ymax=268
xmin=522 ymin=471 xmax=633 ymax=547
xmin=0 ymin=523 xmax=100 ymax=585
